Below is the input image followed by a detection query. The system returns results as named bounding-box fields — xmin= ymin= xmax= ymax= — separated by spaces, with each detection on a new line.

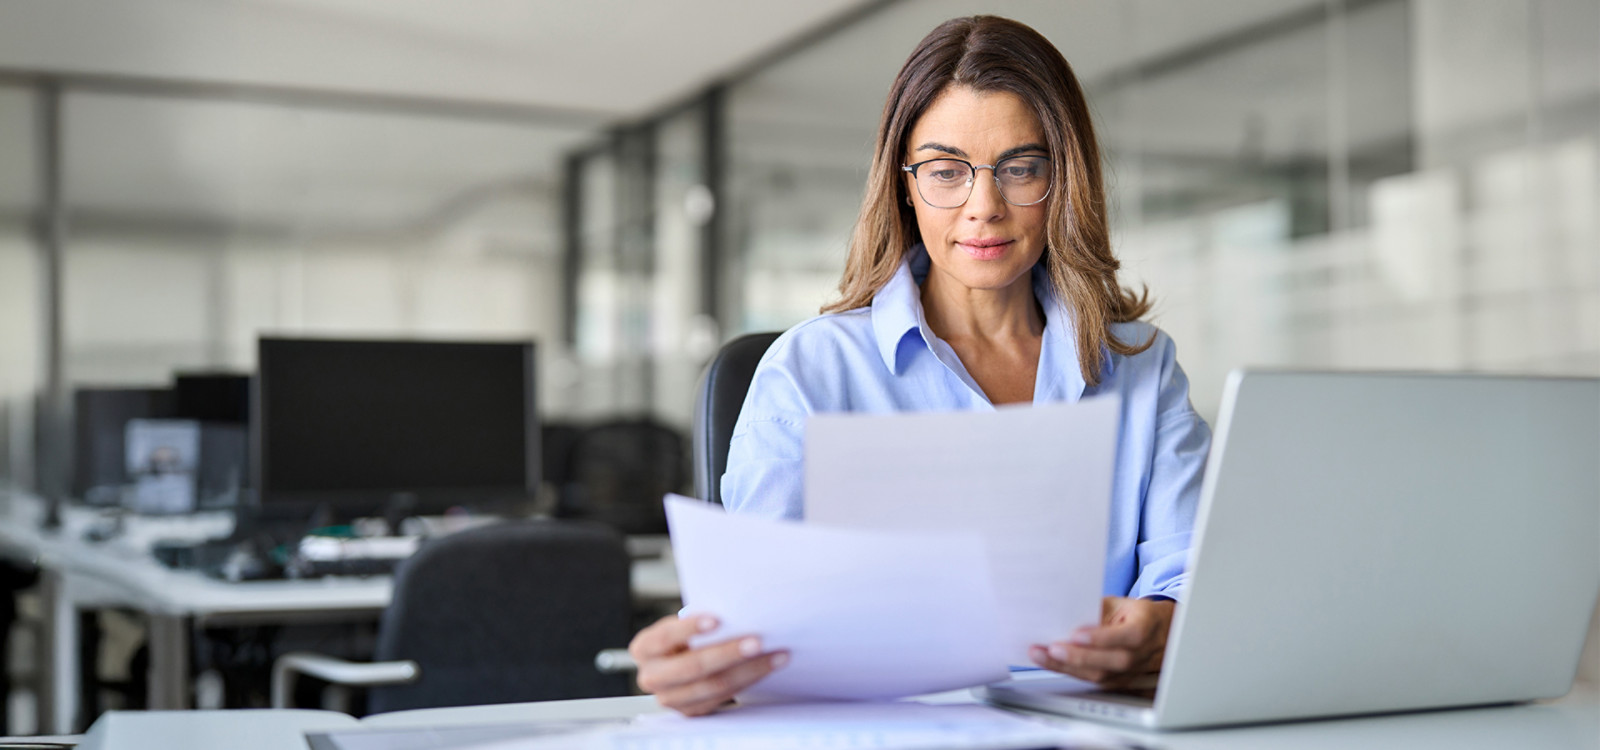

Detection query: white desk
xmin=0 ymin=489 xmax=680 ymax=735
xmin=64 ymin=683 xmax=1600 ymax=750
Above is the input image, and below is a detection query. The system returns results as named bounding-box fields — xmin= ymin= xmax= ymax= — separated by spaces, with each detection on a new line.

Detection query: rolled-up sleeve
xmin=1128 ymin=342 xmax=1211 ymax=601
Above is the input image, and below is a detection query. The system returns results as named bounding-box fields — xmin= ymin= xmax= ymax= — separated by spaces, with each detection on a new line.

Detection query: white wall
xmin=0 ymin=224 xmax=41 ymax=489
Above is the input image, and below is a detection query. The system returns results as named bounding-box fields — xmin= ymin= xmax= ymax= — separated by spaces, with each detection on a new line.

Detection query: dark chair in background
xmin=272 ymin=520 xmax=632 ymax=714
xmin=557 ymin=419 xmax=689 ymax=535
xmin=692 ymin=332 xmax=782 ymax=504
xmin=539 ymin=422 xmax=584 ymax=513
xmin=540 ymin=423 xmax=584 ymax=485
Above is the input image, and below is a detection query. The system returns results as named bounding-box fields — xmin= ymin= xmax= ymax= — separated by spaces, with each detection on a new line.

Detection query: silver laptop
xmin=983 ymin=370 xmax=1600 ymax=730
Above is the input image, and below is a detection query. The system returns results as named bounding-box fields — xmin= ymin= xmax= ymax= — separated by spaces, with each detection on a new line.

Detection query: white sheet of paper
xmin=608 ymin=701 xmax=1117 ymax=750
xmin=464 ymin=702 xmax=1129 ymax=750
xmin=805 ymin=397 xmax=1121 ymax=663
xmin=663 ymin=496 xmax=1009 ymax=701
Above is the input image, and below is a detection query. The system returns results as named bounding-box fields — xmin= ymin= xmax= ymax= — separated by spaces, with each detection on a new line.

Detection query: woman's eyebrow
xmin=914 ymin=141 xmax=968 ymax=158
xmin=913 ymin=142 xmax=1048 ymax=160
xmin=998 ymin=143 xmax=1048 ymax=160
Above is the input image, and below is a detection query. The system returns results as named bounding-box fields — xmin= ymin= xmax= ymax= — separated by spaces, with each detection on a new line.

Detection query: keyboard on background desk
xmin=150 ymin=525 xmax=671 ymax=581
xmin=152 ymin=537 xmax=280 ymax=581
xmin=287 ymin=535 xmax=419 ymax=578
xmin=152 ymin=534 xmax=419 ymax=581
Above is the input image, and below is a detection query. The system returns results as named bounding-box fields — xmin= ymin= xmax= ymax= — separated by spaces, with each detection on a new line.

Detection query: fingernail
xmin=697 ymin=616 xmax=718 ymax=633
xmin=739 ymin=637 xmax=762 ymax=657
xmin=770 ymin=652 xmax=789 ymax=670
xmin=1070 ymin=629 xmax=1093 ymax=645
xmin=1029 ymin=645 xmax=1048 ymax=663
xmin=1048 ymin=644 xmax=1069 ymax=661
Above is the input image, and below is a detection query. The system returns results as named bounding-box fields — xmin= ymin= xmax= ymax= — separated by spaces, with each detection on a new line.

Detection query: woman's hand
xmin=1029 ymin=597 xmax=1175 ymax=690
xmin=629 ymin=613 xmax=789 ymax=716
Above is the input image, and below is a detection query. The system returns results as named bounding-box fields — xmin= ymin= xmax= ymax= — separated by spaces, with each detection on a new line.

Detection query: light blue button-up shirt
xmin=722 ymin=245 xmax=1211 ymax=601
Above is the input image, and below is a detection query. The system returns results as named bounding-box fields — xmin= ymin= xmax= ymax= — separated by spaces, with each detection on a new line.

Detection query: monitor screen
xmin=73 ymin=387 xmax=176 ymax=500
xmin=255 ymin=338 xmax=537 ymax=517
xmin=174 ymin=372 xmax=252 ymax=424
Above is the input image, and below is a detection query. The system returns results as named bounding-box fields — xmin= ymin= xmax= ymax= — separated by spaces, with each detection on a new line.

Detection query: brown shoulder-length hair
xmin=822 ymin=15 xmax=1152 ymax=386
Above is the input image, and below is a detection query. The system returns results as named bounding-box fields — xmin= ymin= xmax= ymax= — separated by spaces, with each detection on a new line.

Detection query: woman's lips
xmin=957 ymin=239 xmax=1013 ymax=260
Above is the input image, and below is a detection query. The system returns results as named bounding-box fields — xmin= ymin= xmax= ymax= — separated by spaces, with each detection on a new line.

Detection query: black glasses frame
xmin=900 ymin=156 xmax=1053 ymax=209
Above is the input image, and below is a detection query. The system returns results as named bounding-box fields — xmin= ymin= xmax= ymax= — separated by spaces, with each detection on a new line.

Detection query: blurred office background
xmin=2 ymin=0 xmax=1597 ymax=488
xmin=0 ymin=0 xmax=1595 ymax=727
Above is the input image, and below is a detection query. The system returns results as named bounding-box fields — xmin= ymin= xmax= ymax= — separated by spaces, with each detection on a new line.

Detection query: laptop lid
xmin=1147 ymin=370 xmax=1600 ymax=729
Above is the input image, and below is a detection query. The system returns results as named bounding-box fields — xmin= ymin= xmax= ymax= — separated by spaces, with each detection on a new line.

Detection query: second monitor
xmin=254 ymin=337 xmax=538 ymax=525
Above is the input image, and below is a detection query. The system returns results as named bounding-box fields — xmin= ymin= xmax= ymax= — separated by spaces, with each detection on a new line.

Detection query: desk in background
xmin=0 ymin=490 xmax=680 ymax=735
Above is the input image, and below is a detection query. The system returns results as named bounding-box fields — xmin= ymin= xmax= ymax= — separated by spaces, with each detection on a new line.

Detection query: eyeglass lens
xmin=912 ymin=156 xmax=1051 ymax=208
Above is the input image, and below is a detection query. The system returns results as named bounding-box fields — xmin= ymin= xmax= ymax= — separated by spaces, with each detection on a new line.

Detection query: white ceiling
xmin=0 ymin=0 xmax=880 ymax=239
xmin=0 ymin=0 xmax=875 ymax=117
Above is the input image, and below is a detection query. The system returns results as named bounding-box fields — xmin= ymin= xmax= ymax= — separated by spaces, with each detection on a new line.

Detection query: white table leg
xmin=38 ymin=569 xmax=79 ymax=734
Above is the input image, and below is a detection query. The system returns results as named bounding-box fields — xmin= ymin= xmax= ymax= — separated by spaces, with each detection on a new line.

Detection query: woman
xmin=630 ymin=15 xmax=1210 ymax=716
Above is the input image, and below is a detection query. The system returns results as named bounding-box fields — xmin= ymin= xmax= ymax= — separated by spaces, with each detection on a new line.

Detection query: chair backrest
xmin=539 ymin=421 xmax=585 ymax=489
xmin=368 ymin=519 xmax=632 ymax=714
xmin=558 ymin=418 xmax=689 ymax=535
xmin=692 ymin=332 xmax=782 ymax=504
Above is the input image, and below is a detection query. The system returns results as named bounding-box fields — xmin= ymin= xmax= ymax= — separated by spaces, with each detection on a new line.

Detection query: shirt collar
xmin=868 ymin=244 xmax=1104 ymax=400
xmin=868 ymin=245 xmax=930 ymax=374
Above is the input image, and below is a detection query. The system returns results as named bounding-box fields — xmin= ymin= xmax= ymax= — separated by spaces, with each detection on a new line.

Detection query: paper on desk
xmin=305 ymin=720 xmax=623 ymax=750
xmin=806 ymin=397 xmax=1121 ymax=664
xmin=663 ymin=496 xmax=1009 ymax=701
xmin=463 ymin=702 xmax=1121 ymax=750
xmin=608 ymin=701 xmax=1118 ymax=750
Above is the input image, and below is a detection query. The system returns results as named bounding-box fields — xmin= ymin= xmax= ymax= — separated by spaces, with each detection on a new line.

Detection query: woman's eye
xmin=1002 ymin=165 xmax=1039 ymax=179
xmin=928 ymin=169 xmax=963 ymax=182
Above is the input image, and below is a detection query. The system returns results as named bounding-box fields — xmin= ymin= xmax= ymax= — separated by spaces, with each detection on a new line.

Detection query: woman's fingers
xmin=630 ymin=614 xmax=717 ymax=661
xmin=1030 ymin=597 xmax=1175 ymax=684
xmin=626 ymin=613 xmax=790 ymax=715
xmin=1029 ymin=642 xmax=1137 ymax=683
xmin=1068 ymin=621 xmax=1148 ymax=650
xmin=654 ymin=650 xmax=790 ymax=716
xmin=639 ymin=635 xmax=767 ymax=693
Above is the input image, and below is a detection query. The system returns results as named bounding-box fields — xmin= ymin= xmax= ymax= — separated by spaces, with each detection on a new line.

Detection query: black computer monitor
xmin=173 ymin=372 xmax=253 ymax=504
xmin=254 ymin=338 xmax=538 ymax=522
xmin=173 ymin=372 xmax=252 ymax=424
xmin=72 ymin=387 xmax=176 ymax=500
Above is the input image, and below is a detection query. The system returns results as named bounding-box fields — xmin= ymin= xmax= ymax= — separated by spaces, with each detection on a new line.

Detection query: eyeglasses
xmin=900 ymin=155 xmax=1052 ymax=209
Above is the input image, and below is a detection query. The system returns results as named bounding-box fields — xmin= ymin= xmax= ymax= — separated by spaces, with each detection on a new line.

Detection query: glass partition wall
xmin=60 ymin=92 xmax=589 ymax=382
xmin=711 ymin=0 xmax=1599 ymax=421
xmin=0 ymin=77 xmax=601 ymax=500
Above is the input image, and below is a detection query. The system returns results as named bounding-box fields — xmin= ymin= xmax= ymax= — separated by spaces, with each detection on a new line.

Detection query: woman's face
xmin=902 ymin=86 xmax=1050 ymax=296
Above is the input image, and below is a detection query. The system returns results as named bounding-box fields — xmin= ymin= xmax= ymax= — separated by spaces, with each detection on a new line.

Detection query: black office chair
xmin=558 ymin=419 xmax=690 ymax=535
xmin=692 ymin=332 xmax=782 ymax=504
xmin=272 ymin=520 xmax=632 ymax=714
xmin=540 ymin=422 xmax=585 ymax=490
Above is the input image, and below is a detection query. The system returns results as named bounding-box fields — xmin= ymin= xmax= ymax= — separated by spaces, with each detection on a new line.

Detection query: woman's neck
xmin=919 ymin=266 xmax=1044 ymax=345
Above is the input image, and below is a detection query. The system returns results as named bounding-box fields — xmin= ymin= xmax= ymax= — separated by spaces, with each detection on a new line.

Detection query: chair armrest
xmin=594 ymin=648 xmax=637 ymax=674
xmin=271 ymin=651 xmax=420 ymax=708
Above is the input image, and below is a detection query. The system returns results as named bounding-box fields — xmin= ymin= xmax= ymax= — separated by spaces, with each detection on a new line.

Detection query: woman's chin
xmin=945 ymin=267 xmax=1033 ymax=294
